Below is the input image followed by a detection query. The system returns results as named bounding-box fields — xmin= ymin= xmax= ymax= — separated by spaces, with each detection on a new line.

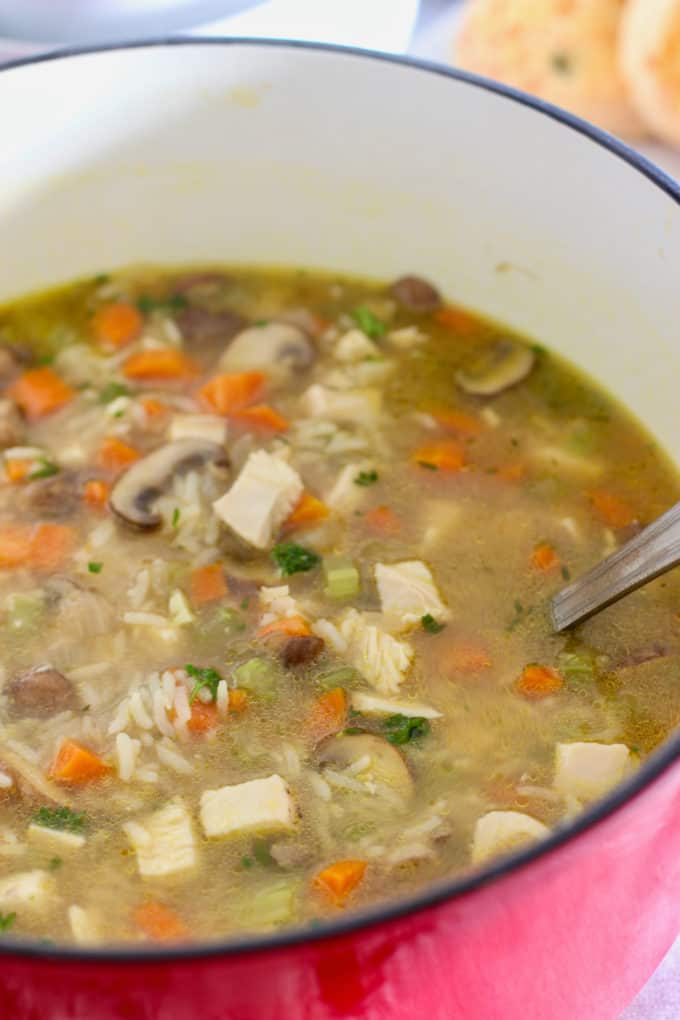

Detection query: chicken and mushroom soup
xmin=0 ymin=266 xmax=678 ymax=945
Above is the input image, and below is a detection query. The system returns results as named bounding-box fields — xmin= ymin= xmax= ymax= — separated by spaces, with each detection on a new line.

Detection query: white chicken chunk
xmin=471 ymin=811 xmax=549 ymax=864
xmin=200 ymin=774 xmax=296 ymax=839
xmin=68 ymin=904 xmax=101 ymax=944
xmin=334 ymin=329 xmax=380 ymax=363
xmin=27 ymin=823 xmax=85 ymax=852
xmin=339 ymin=609 xmax=414 ymax=695
xmin=553 ymin=742 xmax=631 ymax=803
xmin=169 ymin=413 xmax=227 ymax=446
xmin=351 ymin=691 xmax=442 ymax=719
xmin=301 ymin=384 xmax=382 ymax=424
xmin=123 ymin=799 xmax=196 ymax=879
xmin=213 ymin=449 xmax=303 ymax=549
xmin=375 ymin=560 xmax=450 ymax=632
xmin=0 ymin=870 xmax=57 ymax=913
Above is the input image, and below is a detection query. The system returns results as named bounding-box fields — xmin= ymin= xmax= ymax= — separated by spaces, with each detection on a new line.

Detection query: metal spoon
xmin=551 ymin=501 xmax=680 ymax=632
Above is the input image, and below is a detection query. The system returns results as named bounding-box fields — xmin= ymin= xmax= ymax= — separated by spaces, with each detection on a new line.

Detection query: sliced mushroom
xmin=456 ymin=339 xmax=535 ymax=397
xmin=110 ymin=438 xmax=227 ymax=529
xmin=390 ymin=275 xmax=442 ymax=313
xmin=19 ymin=470 xmax=80 ymax=519
xmin=317 ymin=733 xmax=414 ymax=798
xmin=46 ymin=577 xmax=114 ymax=640
xmin=280 ymin=635 xmax=324 ymax=669
xmin=219 ymin=323 xmax=316 ymax=380
xmin=5 ymin=665 xmax=77 ymax=719
xmin=175 ymin=306 xmax=245 ymax=348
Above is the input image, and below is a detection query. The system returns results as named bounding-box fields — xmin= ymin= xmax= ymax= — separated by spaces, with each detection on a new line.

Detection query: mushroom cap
xmin=456 ymin=338 xmax=535 ymax=397
xmin=219 ymin=322 xmax=316 ymax=380
xmin=110 ymin=438 xmax=227 ymax=529
xmin=317 ymin=732 xmax=414 ymax=799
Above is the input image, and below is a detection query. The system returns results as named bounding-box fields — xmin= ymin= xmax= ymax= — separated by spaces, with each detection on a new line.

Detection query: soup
xmin=0 ymin=266 xmax=678 ymax=946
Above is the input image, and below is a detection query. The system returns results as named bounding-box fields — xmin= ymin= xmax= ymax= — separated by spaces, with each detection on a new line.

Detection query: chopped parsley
xmin=252 ymin=838 xmax=275 ymax=867
xmin=351 ymin=306 xmax=386 ymax=339
xmin=98 ymin=381 xmax=130 ymax=404
xmin=171 ymin=508 xmax=181 ymax=528
xmin=240 ymin=596 xmax=251 ymax=610
xmin=384 ymin=714 xmax=430 ymax=745
xmin=93 ymin=273 xmax=110 ymax=285
xmin=354 ymin=470 xmax=378 ymax=487
xmin=136 ymin=293 xmax=187 ymax=315
xmin=0 ymin=912 xmax=16 ymax=932
xmin=417 ymin=461 xmax=438 ymax=471
xmin=272 ymin=541 xmax=320 ymax=576
xmin=241 ymin=855 xmax=254 ymax=869
xmin=506 ymin=599 xmax=535 ymax=633
xmin=29 ymin=458 xmax=59 ymax=480
xmin=551 ymin=52 xmax=571 ymax=74
xmin=32 ymin=806 xmax=87 ymax=834
xmin=48 ymin=857 xmax=63 ymax=871
xmin=186 ymin=664 xmax=222 ymax=703
xmin=421 ymin=614 xmax=445 ymax=635
xmin=88 ymin=561 xmax=103 ymax=574
xmin=561 ymin=565 xmax=571 ymax=581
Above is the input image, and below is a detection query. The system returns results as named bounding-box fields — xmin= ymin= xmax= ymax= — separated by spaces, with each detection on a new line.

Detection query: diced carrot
xmin=91 ymin=302 xmax=143 ymax=349
xmin=305 ymin=688 xmax=348 ymax=744
xmin=283 ymin=491 xmax=329 ymax=533
xmin=434 ymin=304 xmax=480 ymax=336
xmin=231 ymin=404 xmax=290 ymax=433
xmin=313 ymin=860 xmax=367 ymax=906
xmin=531 ymin=543 xmax=560 ymax=572
xmin=4 ymin=458 xmax=32 ymax=483
xmin=258 ymin=615 xmax=312 ymax=639
xmin=363 ymin=505 xmax=401 ymax=535
xmin=8 ymin=367 xmax=74 ymax=420
xmin=189 ymin=563 xmax=227 ymax=607
xmin=516 ymin=664 xmax=564 ymax=700
xmin=187 ymin=700 xmax=220 ymax=734
xmin=123 ymin=348 xmax=197 ymax=381
xmin=97 ymin=437 xmax=140 ymax=474
xmin=29 ymin=523 xmax=76 ymax=572
xmin=140 ymin=397 xmax=168 ymax=419
xmin=83 ymin=479 xmax=110 ymax=510
xmin=49 ymin=740 xmax=110 ymax=784
xmin=589 ymin=489 xmax=636 ymax=529
xmin=430 ymin=407 xmax=483 ymax=436
xmin=0 ymin=524 xmax=34 ymax=568
xmin=134 ymin=901 xmax=188 ymax=941
xmin=229 ymin=688 xmax=248 ymax=712
xmin=199 ymin=371 xmax=266 ymax=416
xmin=412 ymin=440 xmax=466 ymax=473
xmin=442 ymin=640 xmax=492 ymax=674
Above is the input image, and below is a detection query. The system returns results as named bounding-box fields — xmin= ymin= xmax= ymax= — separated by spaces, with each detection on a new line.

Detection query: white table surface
xmin=0 ymin=2 xmax=678 ymax=1015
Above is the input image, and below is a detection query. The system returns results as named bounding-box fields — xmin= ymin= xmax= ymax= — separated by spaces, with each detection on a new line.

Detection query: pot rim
xmin=1 ymin=35 xmax=679 ymax=965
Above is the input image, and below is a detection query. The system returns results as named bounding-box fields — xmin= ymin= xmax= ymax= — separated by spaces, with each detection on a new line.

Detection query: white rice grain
xmin=156 ymin=743 xmax=193 ymax=775
xmin=89 ymin=520 xmax=115 ymax=549
xmin=123 ymin=612 xmax=170 ymax=627
xmin=108 ymin=698 xmax=131 ymax=736
xmin=127 ymin=569 xmax=150 ymax=610
xmin=69 ymin=662 xmax=111 ymax=682
xmin=5 ymin=739 xmax=39 ymax=763
xmin=308 ymin=772 xmax=332 ymax=802
xmin=152 ymin=689 xmax=175 ymax=738
xmin=0 ymin=772 xmax=13 ymax=789
xmin=129 ymin=691 xmax=153 ymax=730
xmin=136 ymin=768 xmax=160 ymax=783
xmin=161 ymin=670 xmax=178 ymax=706
xmin=116 ymin=732 xmax=141 ymax=782
xmin=387 ymin=842 xmax=434 ymax=865
xmin=311 ymin=619 xmax=347 ymax=654
xmin=323 ymin=768 xmax=368 ymax=794
xmin=216 ymin=680 xmax=229 ymax=717
xmin=481 ymin=407 xmax=501 ymax=428
xmin=173 ymin=685 xmax=191 ymax=741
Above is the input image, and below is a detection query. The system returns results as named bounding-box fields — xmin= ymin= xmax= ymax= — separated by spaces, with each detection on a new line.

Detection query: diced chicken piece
xmin=351 ymin=691 xmax=442 ymax=719
xmin=213 ymin=449 xmax=303 ymax=549
xmin=301 ymin=384 xmax=382 ymax=425
xmin=0 ymin=870 xmax=57 ymax=913
xmin=334 ymin=329 xmax=380 ymax=363
xmin=200 ymin=774 xmax=296 ymax=839
xmin=472 ymin=811 xmax=549 ymax=865
xmin=68 ymin=904 xmax=101 ymax=944
xmin=169 ymin=414 xmax=227 ymax=446
xmin=325 ymin=461 xmax=377 ymax=513
xmin=553 ymin=742 xmax=631 ymax=803
xmin=27 ymin=824 xmax=85 ymax=852
xmin=386 ymin=325 xmax=427 ymax=348
xmin=339 ymin=609 xmax=414 ymax=695
xmin=123 ymin=799 xmax=196 ymax=879
xmin=375 ymin=560 xmax=450 ymax=632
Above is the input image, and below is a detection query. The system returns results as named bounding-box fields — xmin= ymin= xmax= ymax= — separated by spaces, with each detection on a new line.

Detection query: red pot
xmin=1 ymin=39 xmax=679 ymax=1020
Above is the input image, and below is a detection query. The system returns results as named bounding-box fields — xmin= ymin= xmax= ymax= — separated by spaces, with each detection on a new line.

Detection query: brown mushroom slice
xmin=0 ymin=743 xmax=72 ymax=807
xmin=280 ymin=635 xmax=325 ymax=669
xmin=456 ymin=338 xmax=535 ymax=397
xmin=317 ymin=732 xmax=414 ymax=799
xmin=390 ymin=275 xmax=442 ymax=313
xmin=219 ymin=322 xmax=316 ymax=379
xmin=6 ymin=665 xmax=77 ymax=719
xmin=110 ymin=438 xmax=227 ymax=529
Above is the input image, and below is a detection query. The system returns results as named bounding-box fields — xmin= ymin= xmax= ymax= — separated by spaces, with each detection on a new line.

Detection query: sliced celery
xmin=323 ymin=557 xmax=360 ymax=599
xmin=316 ymin=665 xmax=362 ymax=690
xmin=5 ymin=591 xmax=45 ymax=631
xmin=234 ymin=657 xmax=278 ymax=699
xmin=250 ymin=879 xmax=300 ymax=926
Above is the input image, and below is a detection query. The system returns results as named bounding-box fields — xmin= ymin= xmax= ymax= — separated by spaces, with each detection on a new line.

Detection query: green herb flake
xmin=417 ymin=461 xmax=438 ymax=471
xmin=29 ymin=459 xmax=59 ymax=480
xmin=241 ymin=856 xmax=254 ymax=870
xmin=0 ymin=912 xmax=16 ymax=932
xmin=186 ymin=664 xmax=223 ymax=703
xmin=253 ymin=838 xmax=275 ymax=867
xmin=48 ymin=856 xmax=63 ymax=871
xmin=421 ymin=613 xmax=445 ymax=635
xmin=98 ymin=381 xmax=130 ymax=405
xmin=137 ymin=293 xmax=187 ymax=315
xmin=171 ymin=508 xmax=181 ymax=528
xmin=384 ymin=714 xmax=430 ymax=746
xmin=240 ymin=596 xmax=251 ymax=610
xmin=354 ymin=470 xmax=378 ymax=487
xmin=254 ymin=319 xmax=269 ymax=327
xmin=561 ymin=565 xmax=571 ymax=581
xmin=33 ymin=806 xmax=87 ymax=834
xmin=551 ymin=52 xmax=571 ymax=73
xmin=351 ymin=306 xmax=386 ymax=340
xmin=88 ymin=562 xmax=103 ymax=574
xmin=93 ymin=273 xmax=110 ymax=285
xmin=271 ymin=542 xmax=320 ymax=576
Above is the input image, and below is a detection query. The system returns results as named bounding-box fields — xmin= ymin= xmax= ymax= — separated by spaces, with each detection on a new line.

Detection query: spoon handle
xmin=551 ymin=500 xmax=680 ymax=632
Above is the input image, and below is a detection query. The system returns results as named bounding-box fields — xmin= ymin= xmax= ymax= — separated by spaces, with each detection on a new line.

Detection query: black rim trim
xmin=0 ymin=36 xmax=678 ymax=965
